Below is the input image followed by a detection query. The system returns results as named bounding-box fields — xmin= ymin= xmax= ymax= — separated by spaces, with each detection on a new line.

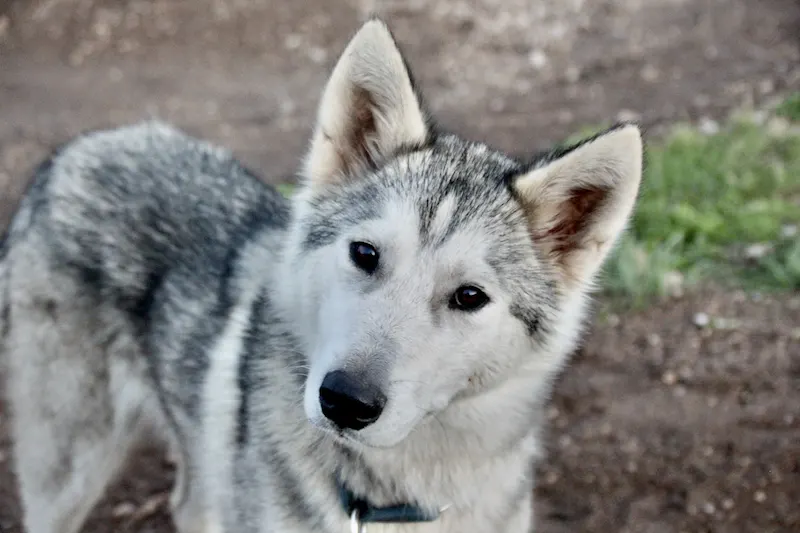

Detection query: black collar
xmin=338 ymin=481 xmax=442 ymax=524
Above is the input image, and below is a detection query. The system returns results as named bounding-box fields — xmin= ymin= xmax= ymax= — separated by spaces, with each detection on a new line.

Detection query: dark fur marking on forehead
xmin=437 ymin=165 xmax=519 ymax=247
xmin=415 ymin=142 xmax=522 ymax=247
xmin=301 ymin=181 xmax=384 ymax=250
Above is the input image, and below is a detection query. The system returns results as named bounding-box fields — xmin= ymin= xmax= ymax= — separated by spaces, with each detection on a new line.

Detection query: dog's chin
xmin=308 ymin=420 xmax=411 ymax=450
xmin=310 ymin=422 xmax=368 ymax=449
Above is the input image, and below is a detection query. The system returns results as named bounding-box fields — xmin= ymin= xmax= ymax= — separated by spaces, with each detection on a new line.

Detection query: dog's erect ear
xmin=513 ymin=124 xmax=643 ymax=289
xmin=303 ymin=18 xmax=429 ymax=186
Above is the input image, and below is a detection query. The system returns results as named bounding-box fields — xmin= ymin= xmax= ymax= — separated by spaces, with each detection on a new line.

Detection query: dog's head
xmin=282 ymin=19 xmax=642 ymax=448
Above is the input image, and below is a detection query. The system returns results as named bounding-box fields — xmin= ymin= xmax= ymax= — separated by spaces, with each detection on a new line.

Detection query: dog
xmin=0 ymin=17 xmax=643 ymax=533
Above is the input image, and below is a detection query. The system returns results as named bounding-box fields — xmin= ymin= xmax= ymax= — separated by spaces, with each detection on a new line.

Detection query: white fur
xmin=304 ymin=19 xmax=429 ymax=186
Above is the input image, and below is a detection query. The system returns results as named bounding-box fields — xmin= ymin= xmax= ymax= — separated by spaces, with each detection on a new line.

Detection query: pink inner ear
xmin=535 ymin=185 xmax=609 ymax=261
xmin=323 ymin=87 xmax=378 ymax=179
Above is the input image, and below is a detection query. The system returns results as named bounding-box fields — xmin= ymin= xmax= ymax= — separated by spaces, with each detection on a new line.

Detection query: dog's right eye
xmin=450 ymin=285 xmax=490 ymax=312
xmin=349 ymin=241 xmax=380 ymax=274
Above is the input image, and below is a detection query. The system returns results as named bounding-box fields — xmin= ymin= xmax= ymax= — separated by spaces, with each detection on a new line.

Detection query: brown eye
xmin=349 ymin=241 xmax=379 ymax=274
xmin=450 ymin=285 xmax=490 ymax=311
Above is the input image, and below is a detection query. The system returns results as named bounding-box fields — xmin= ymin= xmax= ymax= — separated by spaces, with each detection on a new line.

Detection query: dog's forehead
xmin=395 ymin=135 xmax=520 ymax=189
xmin=385 ymin=138 xmax=524 ymax=243
xmin=300 ymin=137 xmax=526 ymax=252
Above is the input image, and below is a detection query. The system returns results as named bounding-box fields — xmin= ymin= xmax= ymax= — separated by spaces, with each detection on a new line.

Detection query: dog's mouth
xmin=313 ymin=423 xmax=366 ymax=448
xmin=311 ymin=420 xmax=406 ymax=451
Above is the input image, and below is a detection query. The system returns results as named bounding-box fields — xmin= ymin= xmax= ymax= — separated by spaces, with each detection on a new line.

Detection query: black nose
xmin=319 ymin=370 xmax=387 ymax=431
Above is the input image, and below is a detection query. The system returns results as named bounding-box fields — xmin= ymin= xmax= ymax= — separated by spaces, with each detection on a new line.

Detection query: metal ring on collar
xmin=350 ymin=509 xmax=367 ymax=533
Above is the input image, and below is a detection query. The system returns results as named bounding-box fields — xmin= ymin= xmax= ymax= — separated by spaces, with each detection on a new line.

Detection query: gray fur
xmin=1 ymin=18 xmax=642 ymax=533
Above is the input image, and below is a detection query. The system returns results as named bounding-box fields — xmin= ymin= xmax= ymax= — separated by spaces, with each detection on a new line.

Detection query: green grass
xmin=776 ymin=92 xmax=800 ymax=121
xmin=277 ymin=93 xmax=800 ymax=308
xmin=276 ymin=183 xmax=296 ymax=197
xmin=601 ymin=93 xmax=800 ymax=307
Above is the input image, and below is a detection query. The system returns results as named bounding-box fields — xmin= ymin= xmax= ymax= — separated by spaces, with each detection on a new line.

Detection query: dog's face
xmin=284 ymin=20 xmax=642 ymax=448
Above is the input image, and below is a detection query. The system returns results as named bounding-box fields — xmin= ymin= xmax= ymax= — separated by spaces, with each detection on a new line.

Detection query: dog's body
xmin=1 ymin=19 xmax=643 ymax=533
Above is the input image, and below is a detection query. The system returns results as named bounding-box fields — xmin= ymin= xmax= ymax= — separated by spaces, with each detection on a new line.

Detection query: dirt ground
xmin=0 ymin=0 xmax=798 ymax=532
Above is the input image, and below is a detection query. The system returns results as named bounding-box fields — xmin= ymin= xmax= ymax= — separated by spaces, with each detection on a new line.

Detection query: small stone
xmin=663 ymin=270 xmax=685 ymax=298
xmin=722 ymin=498 xmax=735 ymax=510
xmin=661 ymin=370 xmax=677 ymax=386
xmin=544 ymin=471 xmax=560 ymax=485
xmin=698 ymin=117 xmax=720 ymax=135
xmin=284 ymin=33 xmax=302 ymax=50
xmin=703 ymin=502 xmax=716 ymax=515
xmin=308 ymin=47 xmax=328 ymax=64
xmin=528 ymin=49 xmax=548 ymax=70
xmin=111 ymin=502 xmax=137 ymax=517
xmin=767 ymin=117 xmax=791 ymax=135
xmin=744 ymin=243 xmax=772 ymax=260
xmin=692 ymin=312 xmax=710 ymax=328
xmin=754 ymin=490 xmax=766 ymax=503
xmin=647 ymin=333 xmax=662 ymax=347
xmin=0 ymin=15 xmax=9 ymax=40
xmin=780 ymin=224 xmax=797 ymax=239
xmin=616 ymin=109 xmax=641 ymax=122
xmin=640 ymin=64 xmax=660 ymax=82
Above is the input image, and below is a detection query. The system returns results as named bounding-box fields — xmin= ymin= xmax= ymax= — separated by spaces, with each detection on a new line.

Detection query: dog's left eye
xmin=450 ymin=285 xmax=490 ymax=311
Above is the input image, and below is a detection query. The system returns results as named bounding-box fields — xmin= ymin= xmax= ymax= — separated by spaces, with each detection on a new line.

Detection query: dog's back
xmin=0 ymin=121 xmax=288 ymax=533
xmin=5 ymin=121 xmax=287 ymax=310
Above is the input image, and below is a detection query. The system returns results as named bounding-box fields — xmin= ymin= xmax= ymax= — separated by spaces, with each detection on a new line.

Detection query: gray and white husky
xmin=0 ymin=18 xmax=642 ymax=533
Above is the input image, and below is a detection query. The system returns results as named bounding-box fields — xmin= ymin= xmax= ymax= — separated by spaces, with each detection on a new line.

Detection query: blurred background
xmin=0 ymin=1 xmax=798 ymax=532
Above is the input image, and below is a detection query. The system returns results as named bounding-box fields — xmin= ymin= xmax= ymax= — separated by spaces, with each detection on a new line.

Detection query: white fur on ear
xmin=513 ymin=124 xmax=643 ymax=288
xmin=303 ymin=19 xmax=429 ymax=186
